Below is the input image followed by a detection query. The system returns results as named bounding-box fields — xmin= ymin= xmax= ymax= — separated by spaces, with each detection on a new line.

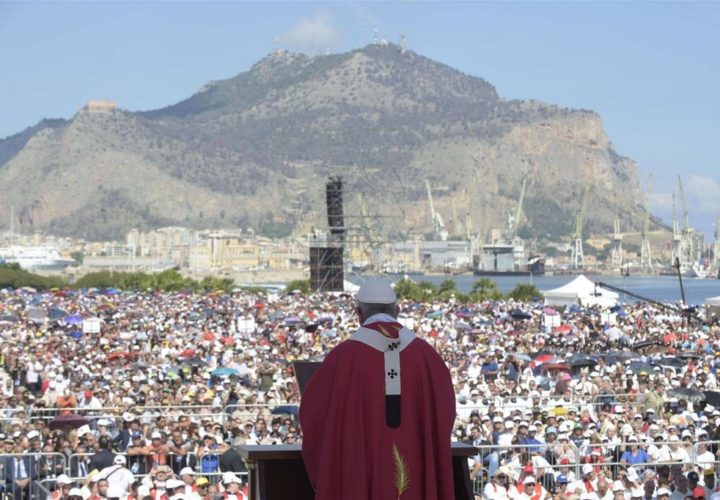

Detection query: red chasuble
xmin=300 ymin=321 xmax=456 ymax=500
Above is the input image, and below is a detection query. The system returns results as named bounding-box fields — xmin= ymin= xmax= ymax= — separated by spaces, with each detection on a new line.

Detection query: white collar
xmin=362 ymin=313 xmax=397 ymax=325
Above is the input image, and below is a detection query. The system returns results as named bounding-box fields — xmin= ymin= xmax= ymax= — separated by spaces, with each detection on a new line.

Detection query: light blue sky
xmin=1 ymin=1 xmax=718 ymax=235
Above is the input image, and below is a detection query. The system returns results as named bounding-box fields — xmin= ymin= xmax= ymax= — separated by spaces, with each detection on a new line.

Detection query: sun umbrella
xmin=212 ymin=367 xmax=240 ymax=377
xmin=667 ymin=387 xmax=704 ymax=403
xmin=48 ymin=308 xmax=67 ymax=320
xmin=676 ymin=352 xmax=701 ymax=360
xmin=65 ymin=314 xmax=83 ymax=325
xmin=271 ymin=405 xmax=299 ymax=416
xmin=0 ymin=314 xmax=19 ymax=325
xmin=180 ymin=357 xmax=205 ymax=367
xmin=627 ymin=361 xmax=655 ymax=375
xmin=106 ymin=351 xmax=130 ymax=361
xmin=49 ymin=415 xmax=89 ymax=430
xmin=553 ymin=325 xmax=573 ymax=334
xmin=425 ymin=310 xmax=443 ymax=319
xmin=604 ymin=351 xmax=641 ymax=365
xmin=654 ymin=357 xmax=685 ymax=369
xmin=543 ymin=307 xmax=559 ymax=316
xmin=704 ymin=391 xmax=720 ymax=407
xmin=284 ymin=316 xmax=303 ymax=325
xmin=511 ymin=353 xmax=533 ymax=362
xmin=510 ymin=310 xmax=532 ymax=320
xmin=178 ymin=349 xmax=196 ymax=358
xmin=633 ymin=340 xmax=661 ymax=350
xmin=569 ymin=356 xmax=598 ymax=369
xmin=534 ymin=354 xmax=557 ymax=364
xmin=26 ymin=307 xmax=48 ymax=323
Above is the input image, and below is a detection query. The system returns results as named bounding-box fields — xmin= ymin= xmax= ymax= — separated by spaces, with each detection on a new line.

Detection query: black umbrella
xmin=655 ymin=357 xmax=686 ymax=369
xmin=627 ymin=361 xmax=655 ymax=375
xmin=510 ymin=310 xmax=532 ymax=320
xmin=570 ymin=358 xmax=598 ymax=369
xmin=704 ymin=391 xmax=720 ymax=407
xmin=49 ymin=415 xmax=89 ymax=430
xmin=0 ymin=314 xmax=19 ymax=324
xmin=604 ymin=351 xmax=641 ymax=365
xmin=179 ymin=356 xmax=205 ymax=367
xmin=271 ymin=405 xmax=299 ymax=416
xmin=633 ymin=340 xmax=662 ymax=350
xmin=667 ymin=387 xmax=704 ymax=403
xmin=676 ymin=352 xmax=701 ymax=360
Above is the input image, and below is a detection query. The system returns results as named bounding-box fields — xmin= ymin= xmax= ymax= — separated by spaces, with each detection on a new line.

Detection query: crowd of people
xmin=0 ymin=283 xmax=719 ymax=499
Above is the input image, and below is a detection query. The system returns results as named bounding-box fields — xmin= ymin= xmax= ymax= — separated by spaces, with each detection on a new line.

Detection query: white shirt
xmin=483 ymin=481 xmax=511 ymax=499
xmin=100 ymin=464 xmax=135 ymax=498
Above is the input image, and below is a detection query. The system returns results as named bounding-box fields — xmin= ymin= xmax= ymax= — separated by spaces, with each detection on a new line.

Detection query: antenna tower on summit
xmin=400 ymin=34 xmax=406 ymax=53
xmin=373 ymin=29 xmax=379 ymax=44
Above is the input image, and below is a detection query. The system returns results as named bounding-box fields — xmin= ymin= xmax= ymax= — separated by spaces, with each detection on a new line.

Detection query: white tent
xmin=706 ymin=296 xmax=720 ymax=307
xmin=543 ymin=275 xmax=618 ymax=309
xmin=707 ymin=295 xmax=720 ymax=320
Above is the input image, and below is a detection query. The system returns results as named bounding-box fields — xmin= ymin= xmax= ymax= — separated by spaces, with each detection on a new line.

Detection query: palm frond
xmin=392 ymin=442 xmax=411 ymax=499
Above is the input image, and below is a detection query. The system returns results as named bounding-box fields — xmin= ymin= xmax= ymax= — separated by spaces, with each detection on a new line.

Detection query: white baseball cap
xmin=166 ymin=479 xmax=184 ymax=489
xmin=56 ymin=474 xmax=72 ymax=485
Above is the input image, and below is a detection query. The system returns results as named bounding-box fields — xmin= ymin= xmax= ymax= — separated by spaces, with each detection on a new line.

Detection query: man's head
xmin=597 ymin=477 xmax=609 ymax=494
xmin=222 ymin=472 xmax=242 ymax=492
xmin=523 ymin=475 xmax=536 ymax=489
xmin=97 ymin=479 xmax=109 ymax=496
xmin=355 ymin=280 xmax=397 ymax=323
xmin=165 ymin=479 xmax=184 ymax=496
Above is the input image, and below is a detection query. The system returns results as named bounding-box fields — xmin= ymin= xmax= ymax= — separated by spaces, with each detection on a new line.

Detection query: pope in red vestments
xmin=300 ymin=279 xmax=456 ymax=500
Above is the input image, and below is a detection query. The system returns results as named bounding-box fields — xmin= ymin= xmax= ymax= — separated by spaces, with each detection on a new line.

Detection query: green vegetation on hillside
xmin=0 ymin=265 xmax=234 ymax=293
xmin=0 ymin=44 xmax=643 ymax=241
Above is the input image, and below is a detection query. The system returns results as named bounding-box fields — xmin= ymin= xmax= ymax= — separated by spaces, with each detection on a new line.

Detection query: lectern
xmin=238 ymin=442 xmax=478 ymax=500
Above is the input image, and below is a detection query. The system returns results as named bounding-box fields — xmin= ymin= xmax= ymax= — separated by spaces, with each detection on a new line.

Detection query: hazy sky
xmin=1 ymin=1 xmax=718 ymax=234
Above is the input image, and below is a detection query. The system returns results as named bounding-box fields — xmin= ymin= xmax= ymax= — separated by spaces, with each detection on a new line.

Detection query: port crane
xmin=640 ymin=174 xmax=653 ymax=272
xmin=425 ymin=180 xmax=448 ymax=241
xmin=671 ymin=194 xmax=682 ymax=267
xmin=571 ymin=186 xmax=590 ymax=270
xmin=610 ymin=195 xmax=623 ymax=270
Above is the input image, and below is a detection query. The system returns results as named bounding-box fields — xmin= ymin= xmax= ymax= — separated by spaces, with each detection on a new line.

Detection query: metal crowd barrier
xmin=467 ymin=443 xmax=720 ymax=495
xmin=0 ymin=452 xmax=67 ymax=500
xmin=36 ymin=471 xmax=249 ymax=498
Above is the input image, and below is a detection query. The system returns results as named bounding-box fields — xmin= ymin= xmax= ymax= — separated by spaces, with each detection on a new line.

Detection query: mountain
xmin=0 ymin=43 xmax=645 ymax=241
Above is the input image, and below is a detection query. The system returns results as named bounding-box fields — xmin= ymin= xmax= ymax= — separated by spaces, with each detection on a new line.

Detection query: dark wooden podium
xmin=238 ymin=442 xmax=477 ymax=500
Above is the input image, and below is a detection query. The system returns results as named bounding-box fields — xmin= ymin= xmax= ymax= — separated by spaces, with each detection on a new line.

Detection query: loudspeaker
xmin=326 ymin=178 xmax=344 ymax=239
xmin=310 ymin=246 xmax=344 ymax=292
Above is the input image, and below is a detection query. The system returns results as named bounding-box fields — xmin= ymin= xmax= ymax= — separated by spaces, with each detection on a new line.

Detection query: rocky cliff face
xmin=0 ymin=44 xmax=643 ymax=241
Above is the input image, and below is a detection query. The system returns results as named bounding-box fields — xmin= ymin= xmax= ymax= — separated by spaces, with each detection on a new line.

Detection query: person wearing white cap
xmin=572 ymin=464 xmax=599 ymax=495
xmin=51 ymin=474 xmax=73 ymax=500
xmin=514 ymin=474 xmax=548 ymax=499
xmin=178 ymin=467 xmax=196 ymax=498
xmin=165 ymin=478 xmax=185 ymax=498
xmin=220 ymin=472 xmax=247 ymax=500
xmin=482 ymin=466 xmax=512 ymax=499
xmin=99 ymin=454 xmax=134 ymax=499
xmin=655 ymin=486 xmax=671 ymax=499
xmin=299 ymin=279 xmax=456 ymax=500
xmin=67 ymin=487 xmax=84 ymax=500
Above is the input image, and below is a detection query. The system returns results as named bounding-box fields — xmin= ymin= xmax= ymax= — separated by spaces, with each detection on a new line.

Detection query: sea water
xmin=351 ymin=274 xmax=720 ymax=306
